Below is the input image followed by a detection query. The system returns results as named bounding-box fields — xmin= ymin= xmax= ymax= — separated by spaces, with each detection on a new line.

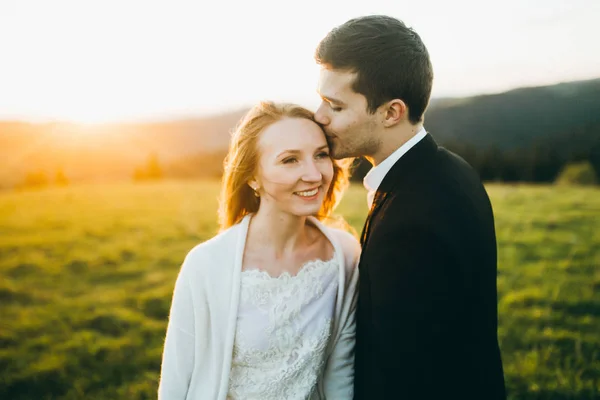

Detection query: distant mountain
xmin=425 ymin=78 xmax=600 ymax=150
xmin=1 ymin=78 xmax=598 ymax=188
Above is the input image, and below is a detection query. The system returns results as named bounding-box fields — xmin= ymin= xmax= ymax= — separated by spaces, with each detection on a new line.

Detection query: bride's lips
xmin=294 ymin=187 xmax=321 ymax=200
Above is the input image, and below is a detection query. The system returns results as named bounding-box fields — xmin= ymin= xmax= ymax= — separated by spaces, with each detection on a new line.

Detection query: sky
xmin=0 ymin=0 xmax=599 ymax=123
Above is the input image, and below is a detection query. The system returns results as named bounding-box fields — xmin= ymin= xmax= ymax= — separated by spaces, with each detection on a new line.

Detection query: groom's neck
xmin=368 ymin=123 xmax=423 ymax=167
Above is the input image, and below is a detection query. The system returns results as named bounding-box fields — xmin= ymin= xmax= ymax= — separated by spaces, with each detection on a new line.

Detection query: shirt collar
xmin=363 ymin=127 xmax=427 ymax=193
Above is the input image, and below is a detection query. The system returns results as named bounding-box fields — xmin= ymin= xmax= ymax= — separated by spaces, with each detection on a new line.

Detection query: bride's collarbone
xmin=242 ymin=238 xmax=333 ymax=278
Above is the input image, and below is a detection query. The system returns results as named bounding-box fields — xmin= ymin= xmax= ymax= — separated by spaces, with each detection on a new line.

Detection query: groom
xmin=314 ymin=16 xmax=506 ymax=399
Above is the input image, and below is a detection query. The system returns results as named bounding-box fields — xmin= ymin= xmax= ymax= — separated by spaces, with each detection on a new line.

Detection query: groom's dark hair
xmin=315 ymin=15 xmax=433 ymax=124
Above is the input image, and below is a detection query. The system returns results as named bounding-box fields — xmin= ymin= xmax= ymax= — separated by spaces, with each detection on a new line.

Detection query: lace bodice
xmin=227 ymin=254 xmax=339 ymax=400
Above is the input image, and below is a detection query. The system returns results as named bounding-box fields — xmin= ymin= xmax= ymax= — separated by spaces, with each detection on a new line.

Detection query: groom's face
xmin=315 ymin=68 xmax=381 ymax=160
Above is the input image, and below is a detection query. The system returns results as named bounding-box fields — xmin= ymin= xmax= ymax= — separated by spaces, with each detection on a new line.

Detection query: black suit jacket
xmin=354 ymin=134 xmax=506 ymax=399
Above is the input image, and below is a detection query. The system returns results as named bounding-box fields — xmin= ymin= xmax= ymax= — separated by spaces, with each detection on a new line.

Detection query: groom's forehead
xmin=318 ymin=68 xmax=356 ymax=94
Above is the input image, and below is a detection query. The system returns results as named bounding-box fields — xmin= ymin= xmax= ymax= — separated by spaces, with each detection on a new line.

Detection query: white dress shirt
xmin=363 ymin=127 xmax=427 ymax=209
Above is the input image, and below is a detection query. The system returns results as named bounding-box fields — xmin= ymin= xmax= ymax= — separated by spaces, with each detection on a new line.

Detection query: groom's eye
xmin=330 ymin=105 xmax=342 ymax=112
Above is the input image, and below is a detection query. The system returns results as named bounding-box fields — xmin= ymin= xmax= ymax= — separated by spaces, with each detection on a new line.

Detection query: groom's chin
xmin=327 ymin=142 xmax=343 ymax=160
xmin=330 ymin=146 xmax=350 ymax=160
xmin=330 ymin=149 xmax=344 ymax=160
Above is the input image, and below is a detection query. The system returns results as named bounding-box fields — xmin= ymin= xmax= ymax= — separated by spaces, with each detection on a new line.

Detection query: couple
xmin=159 ymin=15 xmax=506 ymax=400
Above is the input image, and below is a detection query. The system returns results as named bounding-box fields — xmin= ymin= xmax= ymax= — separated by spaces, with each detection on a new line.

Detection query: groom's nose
xmin=314 ymin=106 xmax=330 ymax=126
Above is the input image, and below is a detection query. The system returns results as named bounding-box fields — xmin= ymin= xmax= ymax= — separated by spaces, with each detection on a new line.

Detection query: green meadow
xmin=1 ymin=181 xmax=599 ymax=399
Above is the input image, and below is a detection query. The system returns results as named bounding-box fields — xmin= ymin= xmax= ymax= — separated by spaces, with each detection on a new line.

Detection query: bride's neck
xmin=249 ymin=208 xmax=310 ymax=257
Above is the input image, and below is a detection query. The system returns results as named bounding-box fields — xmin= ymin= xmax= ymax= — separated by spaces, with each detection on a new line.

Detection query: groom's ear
xmin=382 ymin=99 xmax=406 ymax=127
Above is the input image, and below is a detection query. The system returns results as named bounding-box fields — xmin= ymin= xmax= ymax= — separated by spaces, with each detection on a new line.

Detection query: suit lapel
xmin=359 ymin=133 xmax=439 ymax=248
xmin=360 ymin=191 xmax=389 ymax=247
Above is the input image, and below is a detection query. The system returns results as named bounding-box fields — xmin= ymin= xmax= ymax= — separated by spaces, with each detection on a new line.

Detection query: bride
xmin=158 ymin=101 xmax=360 ymax=399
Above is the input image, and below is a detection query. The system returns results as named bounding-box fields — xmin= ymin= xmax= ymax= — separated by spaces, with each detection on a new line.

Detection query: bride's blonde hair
xmin=218 ymin=101 xmax=351 ymax=231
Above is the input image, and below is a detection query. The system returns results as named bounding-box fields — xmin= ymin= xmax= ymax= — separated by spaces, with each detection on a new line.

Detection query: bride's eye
xmin=282 ymin=157 xmax=298 ymax=164
xmin=316 ymin=151 xmax=330 ymax=159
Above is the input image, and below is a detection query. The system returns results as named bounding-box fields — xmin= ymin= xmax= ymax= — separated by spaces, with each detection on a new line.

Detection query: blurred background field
xmin=1 ymin=181 xmax=599 ymax=399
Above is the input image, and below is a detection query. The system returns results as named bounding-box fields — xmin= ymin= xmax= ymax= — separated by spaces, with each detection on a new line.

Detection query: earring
xmin=251 ymin=186 xmax=260 ymax=197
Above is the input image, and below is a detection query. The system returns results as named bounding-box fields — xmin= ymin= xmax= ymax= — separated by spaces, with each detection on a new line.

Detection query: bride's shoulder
xmin=181 ymin=222 xmax=242 ymax=275
xmin=325 ymin=226 xmax=361 ymax=268
xmin=329 ymin=227 xmax=360 ymax=250
xmin=310 ymin=217 xmax=359 ymax=255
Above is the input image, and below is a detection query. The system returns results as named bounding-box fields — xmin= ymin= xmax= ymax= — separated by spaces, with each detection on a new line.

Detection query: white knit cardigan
xmin=158 ymin=214 xmax=360 ymax=399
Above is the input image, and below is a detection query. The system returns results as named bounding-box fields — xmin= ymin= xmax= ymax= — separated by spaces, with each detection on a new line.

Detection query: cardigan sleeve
xmin=158 ymin=263 xmax=196 ymax=400
xmin=321 ymin=230 xmax=361 ymax=399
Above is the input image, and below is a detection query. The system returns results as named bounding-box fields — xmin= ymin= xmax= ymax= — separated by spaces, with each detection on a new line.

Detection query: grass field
xmin=1 ymin=180 xmax=599 ymax=399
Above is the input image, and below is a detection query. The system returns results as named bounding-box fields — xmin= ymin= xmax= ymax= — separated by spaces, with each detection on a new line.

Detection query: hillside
xmin=426 ymin=78 xmax=600 ymax=150
xmin=1 ymin=78 xmax=599 ymax=188
xmin=0 ymin=110 xmax=247 ymax=188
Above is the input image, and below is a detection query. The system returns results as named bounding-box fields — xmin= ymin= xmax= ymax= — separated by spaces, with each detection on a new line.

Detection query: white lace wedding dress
xmin=227 ymin=254 xmax=339 ymax=399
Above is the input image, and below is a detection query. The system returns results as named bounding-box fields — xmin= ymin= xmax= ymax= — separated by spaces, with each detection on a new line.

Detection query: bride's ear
xmin=248 ymin=179 xmax=259 ymax=191
xmin=248 ymin=179 xmax=261 ymax=198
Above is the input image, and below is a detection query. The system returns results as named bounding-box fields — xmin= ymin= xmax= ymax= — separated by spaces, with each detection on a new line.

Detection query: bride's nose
xmin=302 ymin=161 xmax=322 ymax=182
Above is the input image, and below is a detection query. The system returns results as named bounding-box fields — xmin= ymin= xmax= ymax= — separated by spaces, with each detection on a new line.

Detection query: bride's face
xmin=251 ymin=117 xmax=333 ymax=217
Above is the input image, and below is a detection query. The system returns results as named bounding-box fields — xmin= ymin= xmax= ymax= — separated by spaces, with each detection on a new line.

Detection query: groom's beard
xmin=326 ymin=129 xmax=380 ymax=160
xmin=323 ymin=132 xmax=344 ymax=160
xmin=326 ymin=135 xmax=353 ymax=160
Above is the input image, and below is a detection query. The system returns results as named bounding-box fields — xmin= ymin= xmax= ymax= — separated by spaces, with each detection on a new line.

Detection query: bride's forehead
xmin=259 ymin=123 xmax=326 ymax=153
xmin=262 ymin=118 xmax=320 ymax=135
